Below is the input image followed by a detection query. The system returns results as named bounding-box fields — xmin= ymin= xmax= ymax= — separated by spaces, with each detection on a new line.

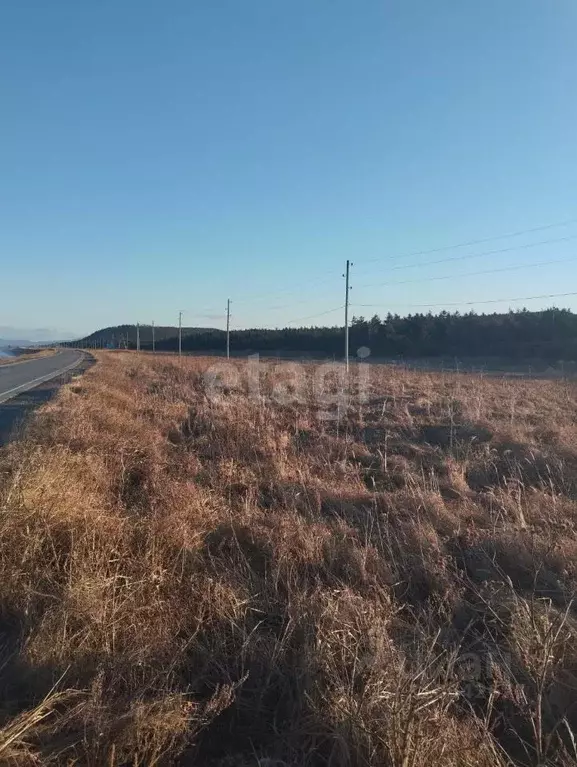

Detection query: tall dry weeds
xmin=0 ymin=352 xmax=577 ymax=765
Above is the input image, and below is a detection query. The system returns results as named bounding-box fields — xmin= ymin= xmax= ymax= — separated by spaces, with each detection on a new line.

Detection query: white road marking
xmin=0 ymin=353 xmax=84 ymax=405
xmin=0 ymin=350 xmax=63 ymax=369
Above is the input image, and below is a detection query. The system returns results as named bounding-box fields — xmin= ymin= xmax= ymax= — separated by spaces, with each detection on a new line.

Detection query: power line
xmin=233 ymin=295 xmax=321 ymax=316
xmin=236 ymin=274 xmax=337 ymax=306
xmin=175 ymin=226 xmax=577 ymax=323
xmin=185 ymin=231 xmax=576 ymax=316
xmin=183 ymin=275 xmax=340 ymax=318
xmin=260 ymin=287 xmax=352 ymax=316
xmin=359 ymin=216 xmax=577 ymax=267
xmin=180 ymin=290 xmax=330 ymax=321
xmin=285 ymin=305 xmax=345 ymax=326
xmin=361 ymin=234 xmax=577 ymax=288
xmin=352 ymin=291 xmax=577 ymax=312
xmin=192 ymin=242 xmax=572 ymax=320
xmin=114 ymin=218 xmax=577 ymax=338
xmin=354 ymin=233 xmax=577 ymax=287
xmin=354 ymin=255 xmax=577 ymax=290
xmin=153 ymin=248 xmax=577 ymax=333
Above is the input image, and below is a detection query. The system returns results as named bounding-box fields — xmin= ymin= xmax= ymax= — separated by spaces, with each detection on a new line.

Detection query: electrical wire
xmin=181 ymin=221 xmax=577 ymax=319
xmin=178 ymin=220 xmax=577 ymax=325
xmin=359 ymin=216 xmax=577 ymax=267
xmin=180 ymin=275 xmax=340 ymax=318
xmin=285 ymin=305 xmax=345 ymax=326
xmin=353 ymin=255 xmax=576 ymax=290
xmin=354 ymin=234 xmax=577 ymax=287
xmin=352 ymin=291 xmax=577 ymax=311
xmin=234 ymin=274 xmax=338 ymax=306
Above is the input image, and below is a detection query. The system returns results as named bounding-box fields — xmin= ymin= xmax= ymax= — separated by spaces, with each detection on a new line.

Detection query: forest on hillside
xmin=158 ymin=308 xmax=577 ymax=360
xmin=74 ymin=308 xmax=577 ymax=361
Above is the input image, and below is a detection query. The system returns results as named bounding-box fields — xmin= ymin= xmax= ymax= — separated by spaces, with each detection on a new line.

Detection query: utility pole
xmin=136 ymin=322 xmax=140 ymax=352
xmin=178 ymin=311 xmax=183 ymax=357
xmin=344 ymin=260 xmax=352 ymax=373
xmin=226 ymin=299 xmax=231 ymax=359
xmin=152 ymin=320 xmax=155 ymax=353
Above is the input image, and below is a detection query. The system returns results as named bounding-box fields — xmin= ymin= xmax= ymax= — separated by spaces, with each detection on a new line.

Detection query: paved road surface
xmin=0 ymin=350 xmax=84 ymax=404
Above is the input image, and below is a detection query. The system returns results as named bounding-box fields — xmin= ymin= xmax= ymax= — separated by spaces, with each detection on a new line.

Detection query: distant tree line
xmin=158 ymin=308 xmax=577 ymax=360
xmin=74 ymin=308 xmax=577 ymax=361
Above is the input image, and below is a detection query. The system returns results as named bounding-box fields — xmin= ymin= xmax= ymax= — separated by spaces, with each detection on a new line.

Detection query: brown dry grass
xmin=1 ymin=352 xmax=577 ymax=765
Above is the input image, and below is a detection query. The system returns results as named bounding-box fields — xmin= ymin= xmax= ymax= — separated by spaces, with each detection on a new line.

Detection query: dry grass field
xmin=1 ymin=351 xmax=577 ymax=766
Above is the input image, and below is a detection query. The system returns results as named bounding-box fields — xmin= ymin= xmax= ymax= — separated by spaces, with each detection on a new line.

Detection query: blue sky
xmin=1 ymin=0 xmax=576 ymax=337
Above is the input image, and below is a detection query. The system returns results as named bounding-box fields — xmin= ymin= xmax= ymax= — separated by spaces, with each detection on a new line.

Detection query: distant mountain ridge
xmin=0 ymin=339 xmax=34 ymax=348
xmin=0 ymin=327 xmax=75 ymax=343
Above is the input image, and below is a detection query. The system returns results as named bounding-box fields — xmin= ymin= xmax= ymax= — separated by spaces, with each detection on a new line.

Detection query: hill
xmin=72 ymin=324 xmax=216 ymax=349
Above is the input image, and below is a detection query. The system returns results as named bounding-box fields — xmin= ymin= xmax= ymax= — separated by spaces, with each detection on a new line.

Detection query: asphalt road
xmin=0 ymin=349 xmax=84 ymax=404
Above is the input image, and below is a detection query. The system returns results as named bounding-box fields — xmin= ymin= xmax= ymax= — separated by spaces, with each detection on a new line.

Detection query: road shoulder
xmin=0 ymin=354 xmax=94 ymax=446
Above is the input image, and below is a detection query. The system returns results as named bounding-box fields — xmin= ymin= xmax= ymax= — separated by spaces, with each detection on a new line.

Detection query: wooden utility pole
xmin=344 ymin=260 xmax=352 ymax=372
xmin=226 ymin=299 xmax=231 ymax=359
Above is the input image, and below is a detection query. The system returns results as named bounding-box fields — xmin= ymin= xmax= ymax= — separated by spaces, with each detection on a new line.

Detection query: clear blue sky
xmin=1 ymin=0 xmax=576 ymax=337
